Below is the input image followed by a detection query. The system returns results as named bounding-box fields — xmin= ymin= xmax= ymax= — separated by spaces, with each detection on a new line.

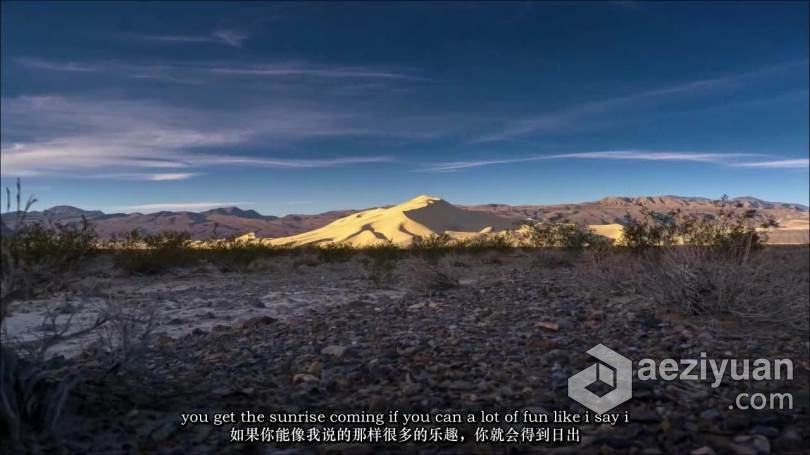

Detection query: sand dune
xmin=268 ymin=195 xmax=515 ymax=247
xmin=266 ymin=196 xmax=809 ymax=247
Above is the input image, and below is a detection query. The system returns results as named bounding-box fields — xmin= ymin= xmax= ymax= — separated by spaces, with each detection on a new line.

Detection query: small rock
xmin=751 ymin=435 xmax=770 ymax=454
xmin=292 ymin=373 xmax=319 ymax=383
xmin=727 ymin=444 xmax=757 ymax=455
xmin=690 ymin=447 xmax=716 ymax=455
xmin=534 ymin=321 xmax=559 ymax=331
xmin=751 ymin=426 xmax=779 ymax=438
xmin=321 ymin=345 xmax=347 ymax=358
xmin=699 ymin=409 xmax=722 ymax=421
xmin=241 ymin=315 xmax=276 ymax=329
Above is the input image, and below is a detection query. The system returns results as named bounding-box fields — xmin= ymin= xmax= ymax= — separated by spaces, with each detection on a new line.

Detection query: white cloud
xmin=119 ymin=201 xmax=253 ymax=212
xmin=472 ymin=60 xmax=807 ymax=143
xmin=94 ymin=172 xmax=204 ymax=181
xmin=138 ymin=31 xmax=248 ymax=48
xmin=207 ymin=64 xmax=427 ymax=81
xmin=421 ymin=150 xmax=759 ymax=172
xmin=212 ymin=29 xmax=249 ymax=47
xmin=0 ymin=95 xmax=399 ymax=178
xmin=17 ymin=57 xmax=426 ymax=83
xmin=732 ymin=158 xmax=809 ymax=169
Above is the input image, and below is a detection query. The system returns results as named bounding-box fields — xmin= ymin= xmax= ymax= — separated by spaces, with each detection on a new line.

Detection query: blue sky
xmin=1 ymin=1 xmax=808 ymax=214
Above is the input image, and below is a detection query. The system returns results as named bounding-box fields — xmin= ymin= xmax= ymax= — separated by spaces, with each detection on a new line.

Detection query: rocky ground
xmin=3 ymin=249 xmax=809 ymax=454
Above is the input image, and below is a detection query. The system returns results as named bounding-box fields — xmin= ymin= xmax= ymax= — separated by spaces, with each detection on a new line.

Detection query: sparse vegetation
xmin=205 ymin=236 xmax=285 ymax=272
xmin=361 ymin=241 xmax=401 ymax=287
xmin=523 ymin=220 xmax=604 ymax=250
xmin=111 ymin=230 xmax=197 ymax=274
xmin=316 ymin=242 xmax=356 ymax=263
xmin=409 ymin=233 xmax=453 ymax=260
xmin=620 ymin=195 xmax=773 ymax=253
xmin=452 ymin=232 xmax=515 ymax=253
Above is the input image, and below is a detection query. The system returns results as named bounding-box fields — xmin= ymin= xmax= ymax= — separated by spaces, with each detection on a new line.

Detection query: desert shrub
xmin=533 ymin=249 xmax=576 ymax=269
xmin=620 ymin=206 xmax=678 ymax=249
xmin=112 ymin=230 xmax=198 ymax=274
xmin=577 ymin=245 xmax=649 ymax=296
xmin=404 ymin=256 xmax=460 ymax=294
xmin=453 ymin=232 xmax=515 ymax=254
xmin=2 ymin=216 xmax=96 ymax=298
xmin=7 ymin=218 xmax=97 ymax=268
xmin=0 ymin=349 xmax=81 ymax=443
xmin=620 ymin=196 xmax=770 ymax=255
xmin=523 ymin=221 xmax=601 ymax=250
xmin=3 ymin=180 xmax=98 ymax=300
xmin=317 ymin=242 xmax=356 ymax=263
xmin=205 ymin=237 xmax=284 ymax=271
xmin=579 ymin=243 xmax=809 ymax=330
xmin=362 ymin=241 xmax=401 ymax=286
xmin=642 ymin=246 xmax=808 ymax=330
xmin=409 ymin=233 xmax=452 ymax=261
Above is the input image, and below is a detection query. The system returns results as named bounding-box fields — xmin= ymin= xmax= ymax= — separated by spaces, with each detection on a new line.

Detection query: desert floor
xmin=3 ymin=248 xmax=809 ymax=454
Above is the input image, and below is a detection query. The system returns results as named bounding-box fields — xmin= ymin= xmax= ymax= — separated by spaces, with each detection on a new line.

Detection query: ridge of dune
xmin=267 ymin=195 xmax=514 ymax=247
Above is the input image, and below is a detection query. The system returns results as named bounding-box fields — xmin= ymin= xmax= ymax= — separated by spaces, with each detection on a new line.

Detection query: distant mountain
xmin=202 ymin=206 xmax=270 ymax=219
xmin=463 ymin=195 xmax=809 ymax=225
xmin=1 ymin=205 xmax=356 ymax=240
xmin=1 ymin=195 xmax=807 ymax=241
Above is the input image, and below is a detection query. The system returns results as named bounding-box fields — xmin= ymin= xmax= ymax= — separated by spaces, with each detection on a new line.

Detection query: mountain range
xmin=2 ymin=195 xmax=808 ymax=244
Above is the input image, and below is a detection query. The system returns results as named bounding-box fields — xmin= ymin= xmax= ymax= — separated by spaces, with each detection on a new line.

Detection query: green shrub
xmin=620 ymin=206 xmax=678 ymax=249
xmin=112 ymin=230 xmax=198 ymax=274
xmin=621 ymin=196 xmax=769 ymax=259
xmin=362 ymin=241 xmax=401 ymax=286
xmin=409 ymin=233 xmax=452 ymax=260
xmin=5 ymin=217 xmax=96 ymax=272
xmin=206 ymin=237 xmax=284 ymax=271
xmin=453 ymin=232 xmax=515 ymax=253
xmin=523 ymin=221 xmax=600 ymax=250
xmin=316 ymin=242 xmax=356 ymax=263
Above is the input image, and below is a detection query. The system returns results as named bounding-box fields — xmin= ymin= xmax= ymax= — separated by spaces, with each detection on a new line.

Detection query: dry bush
xmin=361 ymin=241 xmax=402 ymax=287
xmin=2 ymin=181 xmax=159 ymax=443
xmin=316 ymin=242 xmax=357 ymax=263
xmin=408 ymin=233 xmax=453 ymax=261
xmin=577 ymin=246 xmax=649 ymax=296
xmin=1 ymin=295 xmax=157 ymax=444
xmin=533 ymin=249 xmax=577 ymax=269
xmin=645 ymin=246 xmax=809 ymax=330
xmin=522 ymin=220 xmax=604 ymax=250
xmin=111 ymin=230 xmax=198 ymax=274
xmin=452 ymin=232 xmax=515 ymax=253
xmin=620 ymin=195 xmax=771 ymax=251
xmin=403 ymin=256 xmax=460 ymax=295
xmin=204 ymin=237 xmax=286 ymax=272
xmin=579 ymin=243 xmax=809 ymax=331
xmin=90 ymin=297 xmax=157 ymax=372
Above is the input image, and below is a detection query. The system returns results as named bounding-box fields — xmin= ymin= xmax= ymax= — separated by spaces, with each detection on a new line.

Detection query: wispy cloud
xmin=0 ymin=95 xmax=399 ymax=178
xmin=137 ymin=28 xmax=249 ymax=48
xmin=421 ymin=150 xmax=760 ymax=172
xmin=95 ymin=172 xmax=204 ymax=181
xmin=473 ymin=60 xmax=807 ymax=143
xmin=119 ymin=201 xmax=253 ymax=212
xmin=732 ymin=158 xmax=809 ymax=169
xmin=212 ymin=29 xmax=249 ymax=47
xmin=17 ymin=57 xmax=426 ymax=84
xmin=208 ymin=64 xmax=428 ymax=81
xmin=16 ymin=58 xmax=99 ymax=73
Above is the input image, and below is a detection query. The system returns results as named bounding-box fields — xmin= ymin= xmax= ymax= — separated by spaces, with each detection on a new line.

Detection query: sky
xmin=1 ymin=1 xmax=808 ymax=215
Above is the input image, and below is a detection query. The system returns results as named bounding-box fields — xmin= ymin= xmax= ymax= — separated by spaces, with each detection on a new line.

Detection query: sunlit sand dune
xmin=267 ymin=195 xmax=514 ymax=247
